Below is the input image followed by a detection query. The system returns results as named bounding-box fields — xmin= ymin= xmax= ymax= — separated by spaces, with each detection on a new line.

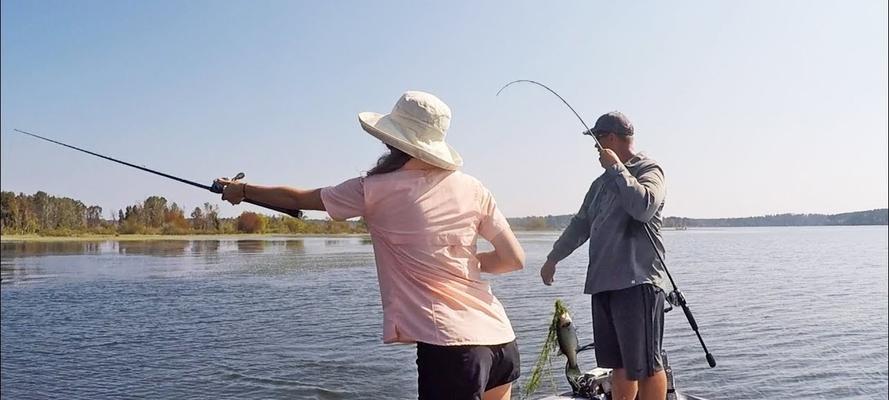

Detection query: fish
xmin=555 ymin=309 xmax=582 ymax=385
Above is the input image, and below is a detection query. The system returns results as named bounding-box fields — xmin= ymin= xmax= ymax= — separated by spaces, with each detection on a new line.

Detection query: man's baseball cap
xmin=586 ymin=111 xmax=634 ymax=136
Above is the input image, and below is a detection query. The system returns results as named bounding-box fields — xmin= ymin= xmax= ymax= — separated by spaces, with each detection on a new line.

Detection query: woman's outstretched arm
xmin=215 ymin=178 xmax=325 ymax=211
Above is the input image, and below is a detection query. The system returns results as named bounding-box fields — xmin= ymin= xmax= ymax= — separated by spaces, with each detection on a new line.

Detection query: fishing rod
xmin=496 ymin=80 xmax=716 ymax=368
xmin=643 ymin=224 xmax=716 ymax=368
xmin=12 ymin=129 xmax=303 ymax=219
xmin=497 ymin=80 xmax=603 ymax=151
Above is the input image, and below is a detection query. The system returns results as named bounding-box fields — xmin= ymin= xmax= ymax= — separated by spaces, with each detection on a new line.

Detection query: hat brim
xmin=358 ymin=112 xmax=463 ymax=170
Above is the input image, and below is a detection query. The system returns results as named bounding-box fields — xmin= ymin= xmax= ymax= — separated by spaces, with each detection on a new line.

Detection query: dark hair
xmin=367 ymin=145 xmax=412 ymax=176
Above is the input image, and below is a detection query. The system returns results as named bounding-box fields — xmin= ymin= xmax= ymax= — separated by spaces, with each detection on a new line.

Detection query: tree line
xmin=5 ymin=190 xmax=884 ymax=236
xmin=0 ymin=191 xmax=364 ymax=236
xmin=507 ymin=209 xmax=889 ymax=231
xmin=663 ymin=209 xmax=889 ymax=228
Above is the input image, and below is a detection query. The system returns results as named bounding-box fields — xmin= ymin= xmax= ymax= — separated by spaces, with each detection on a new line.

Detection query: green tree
xmin=190 ymin=207 xmax=205 ymax=230
xmin=0 ymin=191 xmax=17 ymax=234
xmin=86 ymin=206 xmax=103 ymax=228
xmin=202 ymin=202 xmax=219 ymax=232
xmin=143 ymin=196 xmax=168 ymax=228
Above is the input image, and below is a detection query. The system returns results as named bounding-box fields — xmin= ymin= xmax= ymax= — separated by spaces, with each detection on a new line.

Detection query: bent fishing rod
xmin=497 ymin=80 xmax=716 ymax=368
xmin=12 ymin=129 xmax=303 ymax=219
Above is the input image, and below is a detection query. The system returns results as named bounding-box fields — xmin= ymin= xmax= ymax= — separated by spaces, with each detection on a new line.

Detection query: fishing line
xmin=496 ymin=79 xmax=603 ymax=150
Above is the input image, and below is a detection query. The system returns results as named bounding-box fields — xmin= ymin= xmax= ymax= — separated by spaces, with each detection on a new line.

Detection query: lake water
xmin=1 ymin=227 xmax=887 ymax=399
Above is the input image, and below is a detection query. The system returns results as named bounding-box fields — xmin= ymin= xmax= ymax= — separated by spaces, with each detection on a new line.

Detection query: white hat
xmin=358 ymin=91 xmax=463 ymax=170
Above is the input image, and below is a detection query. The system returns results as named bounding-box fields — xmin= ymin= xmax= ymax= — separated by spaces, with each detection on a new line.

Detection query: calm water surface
xmin=2 ymin=227 xmax=887 ymax=399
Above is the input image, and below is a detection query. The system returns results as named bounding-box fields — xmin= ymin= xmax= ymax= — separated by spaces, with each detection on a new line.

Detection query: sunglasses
xmin=594 ymin=131 xmax=613 ymax=140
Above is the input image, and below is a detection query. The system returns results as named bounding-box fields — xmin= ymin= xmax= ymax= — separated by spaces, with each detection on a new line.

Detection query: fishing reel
xmin=208 ymin=172 xmax=305 ymax=219
xmin=209 ymin=172 xmax=246 ymax=194
xmin=664 ymin=290 xmax=683 ymax=313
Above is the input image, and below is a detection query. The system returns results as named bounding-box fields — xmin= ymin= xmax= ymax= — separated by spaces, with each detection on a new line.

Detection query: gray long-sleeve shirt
xmin=547 ymin=153 xmax=667 ymax=295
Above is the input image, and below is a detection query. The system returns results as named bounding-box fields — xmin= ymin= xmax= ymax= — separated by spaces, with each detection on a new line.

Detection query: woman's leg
xmin=417 ymin=341 xmax=520 ymax=400
xmin=417 ymin=342 xmax=490 ymax=400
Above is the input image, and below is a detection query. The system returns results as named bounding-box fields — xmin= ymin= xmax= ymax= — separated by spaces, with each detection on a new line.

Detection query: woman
xmin=215 ymin=91 xmax=525 ymax=400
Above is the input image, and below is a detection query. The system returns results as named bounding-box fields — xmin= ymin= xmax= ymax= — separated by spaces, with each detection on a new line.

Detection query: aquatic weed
xmin=522 ymin=299 xmax=570 ymax=399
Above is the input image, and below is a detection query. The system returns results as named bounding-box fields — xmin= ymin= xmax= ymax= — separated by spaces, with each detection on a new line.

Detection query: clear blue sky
xmin=2 ymin=0 xmax=887 ymax=219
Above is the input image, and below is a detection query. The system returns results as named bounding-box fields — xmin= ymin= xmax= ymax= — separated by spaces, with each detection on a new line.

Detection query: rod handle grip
xmin=706 ymin=353 xmax=717 ymax=368
xmin=243 ymin=199 xmax=304 ymax=219
xmin=210 ymin=172 xmax=304 ymax=218
xmin=682 ymin=305 xmax=699 ymax=331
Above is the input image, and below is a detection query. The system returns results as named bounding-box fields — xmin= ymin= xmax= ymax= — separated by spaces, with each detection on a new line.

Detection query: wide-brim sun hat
xmin=358 ymin=91 xmax=463 ymax=170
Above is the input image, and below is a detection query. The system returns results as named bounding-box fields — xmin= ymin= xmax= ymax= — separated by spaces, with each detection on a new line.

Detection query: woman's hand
xmin=214 ymin=178 xmax=247 ymax=205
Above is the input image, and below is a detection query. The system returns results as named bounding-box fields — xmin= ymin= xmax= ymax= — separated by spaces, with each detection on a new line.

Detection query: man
xmin=540 ymin=111 xmax=668 ymax=400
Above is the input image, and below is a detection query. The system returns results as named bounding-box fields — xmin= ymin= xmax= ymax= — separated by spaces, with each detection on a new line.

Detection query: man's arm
xmin=541 ymin=181 xmax=598 ymax=285
xmin=604 ymin=162 xmax=665 ymax=223
xmin=548 ymin=181 xmax=598 ymax=261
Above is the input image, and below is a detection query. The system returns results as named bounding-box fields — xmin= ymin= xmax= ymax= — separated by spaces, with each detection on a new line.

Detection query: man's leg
xmin=593 ymin=292 xmax=639 ymax=398
xmin=610 ymin=368 xmax=638 ymax=400
xmin=611 ymin=284 xmax=667 ymax=400
xmin=482 ymin=383 xmax=511 ymax=400
xmin=613 ymin=368 xmax=666 ymax=400
xmin=638 ymin=369 xmax=667 ymax=400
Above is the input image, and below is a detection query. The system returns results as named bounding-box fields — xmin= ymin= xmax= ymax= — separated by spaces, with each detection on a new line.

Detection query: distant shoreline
xmin=0 ymin=233 xmax=370 ymax=242
xmin=4 ymin=225 xmax=886 ymax=242
xmin=508 ymin=208 xmax=888 ymax=231
xmin=4 ymin=190 xmax=884 ymax=238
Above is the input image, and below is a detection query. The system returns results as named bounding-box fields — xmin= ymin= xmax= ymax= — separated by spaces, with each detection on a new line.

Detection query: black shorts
xmin=592 ymin=284 xmax=665 ymax=380
xmin=416 ymin=340 xmax=521 ymax=400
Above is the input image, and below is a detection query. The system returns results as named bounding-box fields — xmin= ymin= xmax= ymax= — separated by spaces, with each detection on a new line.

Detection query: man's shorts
xmin=592 ymin=284 xmax=665 ymax=380
xmin=416 ymin=340 xmax=521 ymax=400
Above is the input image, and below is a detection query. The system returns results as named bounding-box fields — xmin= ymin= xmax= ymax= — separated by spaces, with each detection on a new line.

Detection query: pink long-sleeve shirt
xmin=320 ymin=169 xmax=516 ymax=346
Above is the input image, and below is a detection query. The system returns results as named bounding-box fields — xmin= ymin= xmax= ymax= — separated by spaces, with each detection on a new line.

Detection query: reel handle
xmin=210 ymin=172 xmax=246 ymax=194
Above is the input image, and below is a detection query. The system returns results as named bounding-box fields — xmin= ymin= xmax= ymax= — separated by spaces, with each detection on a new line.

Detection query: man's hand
xmin=540 ymin=259 xmax=557 ymax=286
xmin=598 ymin=148 xmax=620 ymax=169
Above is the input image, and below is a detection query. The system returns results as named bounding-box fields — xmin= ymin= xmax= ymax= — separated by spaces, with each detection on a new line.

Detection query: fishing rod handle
xmin=210 ymin=174 xmax=304 ymax=219
xmin=688 ymin=308 xmax=717 ymax=368
xmin=682 ymin=304 xmax=699 ymax=332
xmin=671 ymin=290 xmax=700 ymax=330
xmin=706 ymin=353 xmax=717 ymax=368
xmin=243 ymin=199 xmax=304 ymax=219
xmin=680 ymin=296 xmax=718 ymax=369
xmin=693 ymin=328 xmax=717 ymax=368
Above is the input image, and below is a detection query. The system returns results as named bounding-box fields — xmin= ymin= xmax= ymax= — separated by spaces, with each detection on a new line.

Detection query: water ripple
xmin=2 ymin=228 xmax=887 ymax=399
